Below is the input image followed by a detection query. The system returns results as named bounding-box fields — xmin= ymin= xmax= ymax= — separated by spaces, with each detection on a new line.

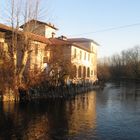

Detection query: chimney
xmin=59 ymin=35 xmax=67 ymax=40
xmin=52 ymin=32 xmax=55 ymax=38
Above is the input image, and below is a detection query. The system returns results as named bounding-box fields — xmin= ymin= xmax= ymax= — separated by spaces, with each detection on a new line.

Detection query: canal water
xmin=0 ymin=82 xmax=140 ymax=140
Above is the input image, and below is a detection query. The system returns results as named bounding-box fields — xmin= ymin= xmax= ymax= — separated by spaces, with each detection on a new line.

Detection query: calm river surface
xmin=0 ymin=82 xmax=140 ymax=140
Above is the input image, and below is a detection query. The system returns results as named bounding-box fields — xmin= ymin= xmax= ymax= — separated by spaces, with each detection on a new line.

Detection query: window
xmin=87 ymin=67 xmax=90 ymax=77
xmin=43 ymin=51 xmax=50 ymax=63
xmin=35 ymin=44 xmax=39 ymax=55
xmin=78 ymin=66 xmax=82 ymax=78
xmin=0 ymin=42 xmax=4 ymax=56
xmin=74 ymin=48 xmax=76 ymax=58
xmin=94 ymin=70 xmax=97 ymax=76
xmin=43 ymin=57 xmax=49 ymax=63
xmin=88 ymin=53 xmax=90 ymax=61
xmin=91 ymin=70 xmax=93 ymax=75
xmin=83 ymin=66 xmax=86 ymax=78
xmin=80 ymin=50 xmax=82 ymax=60
xmin=91 ymin=46 xmax=94 ymax=52
xmin=73 ymin=65 xmax=77 ymax=78
xmin=84 ymin=52 xmax=86 ymax=60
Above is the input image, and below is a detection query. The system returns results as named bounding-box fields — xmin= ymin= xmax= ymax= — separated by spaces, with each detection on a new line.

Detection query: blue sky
xmin=1 ymin=0 xmax=140 ymax=58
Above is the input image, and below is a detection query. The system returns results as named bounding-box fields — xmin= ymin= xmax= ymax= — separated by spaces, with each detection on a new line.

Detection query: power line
xmin=69 ymin=22 xmax=140 ymax=37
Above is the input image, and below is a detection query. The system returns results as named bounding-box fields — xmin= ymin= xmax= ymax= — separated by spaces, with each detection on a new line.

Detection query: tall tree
xmin=0 ymin=0 xmax=46 ymax=101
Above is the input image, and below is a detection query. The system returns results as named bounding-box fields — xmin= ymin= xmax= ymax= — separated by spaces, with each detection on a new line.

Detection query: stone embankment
xmin=19 ymin=82 xmax=101 ymax=101
xmin=0 ymin=82 xmax=103 ymax=102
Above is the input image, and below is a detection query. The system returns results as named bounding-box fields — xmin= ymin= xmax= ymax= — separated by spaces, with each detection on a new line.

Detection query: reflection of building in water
xmin=24 ymin=115 xmax=49 ymax=140
xmin=1 ymin=102 xmax=50 ymax=140
xmin=2 ymin=102 xmax=15 ymax=113
xmin=0 ymin=93 xmax=97 ymax=139
xmin=66 ymin=91 xmax=96 ymax=134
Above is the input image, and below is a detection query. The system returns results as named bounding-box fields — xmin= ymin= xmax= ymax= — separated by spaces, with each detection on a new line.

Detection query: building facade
xmin=0 ymin=23 xmax=51 ymax=77
xmin=49 ymin=37 xmax=98 ymax=83
xmin=68 ymin=38 xmax=98 ymax=82
xmin=20 ymin=20 xmax=58 ymax=38
xmin=0 ymin=20 xmax=99 ymax=84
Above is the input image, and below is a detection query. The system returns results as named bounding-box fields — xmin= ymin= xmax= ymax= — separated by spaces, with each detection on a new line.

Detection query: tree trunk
xmin=18 ymin=50 xmax=28 ymax=88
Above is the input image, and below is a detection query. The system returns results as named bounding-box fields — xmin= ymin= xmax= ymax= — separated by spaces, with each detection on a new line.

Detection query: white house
xmin=49 ymin=37 xmax=99 ymax=83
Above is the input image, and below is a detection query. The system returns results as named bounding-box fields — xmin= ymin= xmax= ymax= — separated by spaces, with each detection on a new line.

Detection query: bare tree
xmin=98 ymin=46 xmax=140 ymax=81
xmin=0 ymin=0 xmax=47 ymax=101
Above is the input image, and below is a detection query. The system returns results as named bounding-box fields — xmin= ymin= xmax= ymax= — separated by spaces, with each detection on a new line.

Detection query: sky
xmin=1 ymin=0 xmax=140 ymax=58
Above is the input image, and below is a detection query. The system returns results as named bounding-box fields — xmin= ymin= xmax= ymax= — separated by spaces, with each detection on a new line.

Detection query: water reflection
xmin=0 ymin=92 xmax=97 ymax=140
xmin=0 ymin=82 xmax=140 ymax=140
xmin=66 ymin=92 xmax=96 ymax=135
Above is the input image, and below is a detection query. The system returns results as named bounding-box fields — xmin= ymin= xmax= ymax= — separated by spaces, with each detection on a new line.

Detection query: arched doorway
xmin=78 ymin=66 xmax=82 ymax=78
xmin=73 ymin=65 xmax=77 ymax=78
xmin=87 ymin=67 xmax=90 ymax=77
xmin=83 ymin=66 xmax=86 ymax=78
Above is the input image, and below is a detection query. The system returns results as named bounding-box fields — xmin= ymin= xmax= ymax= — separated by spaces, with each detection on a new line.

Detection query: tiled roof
xmin=49 ymin=38 xmax=71 ymax=46
xmin=0 ymin=23 xmax=13 ymax=32
xmin=49 ymin=38 xmax=92 ymax=52
xmin=0 ymin=23 xmax=51 ymax=44
xmin=25 ymin=32 xmax=51 ymax=44
xmin=68 ymin=38 xmax=100 ymax=46
xmin=20 ymin=19 xmax=58 ymax=30
xmin=72 ymin=43 xmax=91 ymax=52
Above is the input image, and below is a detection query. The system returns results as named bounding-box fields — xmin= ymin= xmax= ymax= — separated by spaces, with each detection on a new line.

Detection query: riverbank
xmin=19 ymin=82 xmax=101 ymax=101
